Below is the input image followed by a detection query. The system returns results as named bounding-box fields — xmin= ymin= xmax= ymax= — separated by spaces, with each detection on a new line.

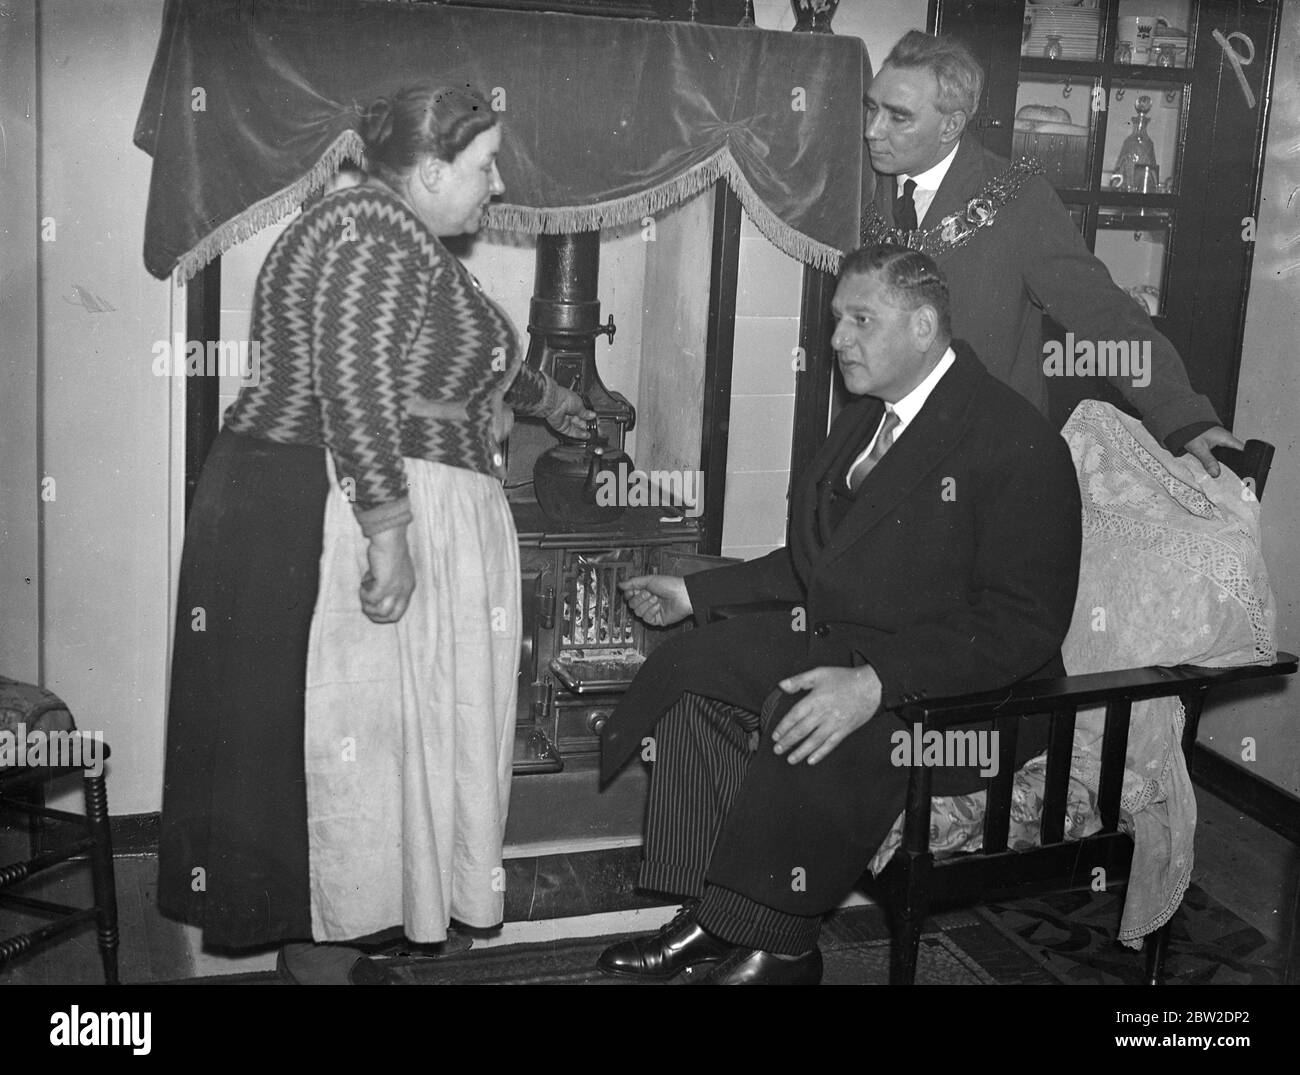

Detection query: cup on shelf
xmin=1133 ymin=164 xmax=1161 ymax=193
xmin=1120 ymin=15 xmax=1157 ymax=62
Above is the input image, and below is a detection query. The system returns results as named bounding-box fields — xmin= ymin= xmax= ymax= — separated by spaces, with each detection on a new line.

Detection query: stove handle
xmin=535 ymin=577 xmax=555 ymax=631
xmin=530 ymin=680 xmax=554 ymax=723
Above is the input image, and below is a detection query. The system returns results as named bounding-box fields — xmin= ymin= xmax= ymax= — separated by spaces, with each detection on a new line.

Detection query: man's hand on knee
xmin=771 ymin=665 xmax=883 ymax=765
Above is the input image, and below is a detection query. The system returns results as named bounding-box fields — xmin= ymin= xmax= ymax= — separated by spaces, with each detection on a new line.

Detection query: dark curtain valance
xmin=134 ymin=0 xmax=870 ymax=280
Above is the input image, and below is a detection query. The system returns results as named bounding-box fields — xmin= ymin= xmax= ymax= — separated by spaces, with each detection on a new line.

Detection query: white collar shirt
xmin=845 ymin=346 xmax=958 ymax=488
xmin=898 ymin=141 xmax=961 ymax=227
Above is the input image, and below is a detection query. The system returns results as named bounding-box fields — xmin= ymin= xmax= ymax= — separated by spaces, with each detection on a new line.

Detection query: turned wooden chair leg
xmin=1284 ymin=853 xmax=1300 ymax=986
xmin=83 ymin=769 xmax=120 ymax=986
xmin=890 ymin=853 xmax=931 ymax=985
xmin=1144 ymin=918 xmax=1172 ymax=985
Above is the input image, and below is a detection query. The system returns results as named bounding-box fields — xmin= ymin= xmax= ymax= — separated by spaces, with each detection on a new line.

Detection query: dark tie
xmin=893 ymin=178 xmax=918 ymax=232
xmin=847 ymin=408 xmax=901 ymax=491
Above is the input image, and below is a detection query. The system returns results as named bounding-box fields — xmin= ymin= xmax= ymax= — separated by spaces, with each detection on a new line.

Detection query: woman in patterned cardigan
xmin=158 ymin=85 xmax=591 ymax=982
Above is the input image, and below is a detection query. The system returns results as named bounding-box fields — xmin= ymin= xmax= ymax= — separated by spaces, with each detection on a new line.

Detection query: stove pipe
xmin=524 ymin=232 xmax=635 ymax=448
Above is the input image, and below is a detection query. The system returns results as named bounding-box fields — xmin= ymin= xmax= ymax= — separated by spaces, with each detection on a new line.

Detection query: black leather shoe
xmin=597 ymin=905 xmax=734 ymax=979
xmin=693 ymin=946 xmax=823 ymax=985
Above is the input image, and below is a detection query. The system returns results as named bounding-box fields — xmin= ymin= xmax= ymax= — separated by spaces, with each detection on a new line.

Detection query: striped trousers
xmin=638 ymin=692 xmax=822 ymax=955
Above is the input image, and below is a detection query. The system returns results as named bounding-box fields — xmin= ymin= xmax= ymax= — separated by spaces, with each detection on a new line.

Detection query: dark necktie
xmin=847 ymin=407 xmax=901 ymax=491
xmin=893 ymin=177 xmax=918 ymax=232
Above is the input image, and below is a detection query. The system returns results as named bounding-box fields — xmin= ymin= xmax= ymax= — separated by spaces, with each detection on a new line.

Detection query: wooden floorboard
xmin=1193 ymin=790 xmax=1299 ymax=947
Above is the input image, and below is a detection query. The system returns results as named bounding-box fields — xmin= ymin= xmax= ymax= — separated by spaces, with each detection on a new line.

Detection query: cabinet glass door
xmin=1115 ymin=0 xmax=1194 ymax=67
xmin=1094 ymin=206 xmax=1173 ymax=316
xmin=1013 ymin=76 xmax=1097 ymax=190
xmin=1022 ymin=2 xmax=1103 ymax=61
xmin=1012 ymin=0 xmax=1194 ymax=238
xmin=1102 ymin=84 xmax=1186 ymax=194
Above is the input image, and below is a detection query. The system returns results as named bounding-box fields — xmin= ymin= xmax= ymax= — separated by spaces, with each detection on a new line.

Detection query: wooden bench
xmin=877 ymin=654 xmax=1298 ymax=984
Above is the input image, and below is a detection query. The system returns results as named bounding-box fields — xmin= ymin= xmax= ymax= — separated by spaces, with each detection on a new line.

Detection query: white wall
xmin=722 ymin=214 xmax=802 ymax=559
xmin=1196 ymin=0 xmax=1300 ymax=795
xmin=24 ymin=0 xmax=174 ymax=815
xmin=0 ymin=1 xmax=41 ymax=683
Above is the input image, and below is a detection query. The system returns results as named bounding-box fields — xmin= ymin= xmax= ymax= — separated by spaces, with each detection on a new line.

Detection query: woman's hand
xmin=618 ymin=574 xmax=692 ymax=627
xmin=545 ymin=386 xmax=598 ymax=439
xmin=361 ymin=527 xmax=416 ymax=623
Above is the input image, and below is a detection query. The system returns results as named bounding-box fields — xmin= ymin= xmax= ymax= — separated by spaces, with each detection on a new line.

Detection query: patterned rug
xmin=169 ymin=884 xmax=1280 ymax=985
xmin=366 ymin=907 xmax=1007 ymax=985
xmin=975 ymin=882 xmax=1284 ymax=985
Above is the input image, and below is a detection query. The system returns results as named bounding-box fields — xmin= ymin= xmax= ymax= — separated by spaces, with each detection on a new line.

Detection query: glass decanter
xmin=1114 ymin=95 xmax=1158 ymax=191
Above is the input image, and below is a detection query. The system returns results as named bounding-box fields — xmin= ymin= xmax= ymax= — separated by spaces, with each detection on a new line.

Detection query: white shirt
xmin=845 ymin=346 xmax=957 ymax=488
xmin=898 ymin=142 xmax=961 ymax=227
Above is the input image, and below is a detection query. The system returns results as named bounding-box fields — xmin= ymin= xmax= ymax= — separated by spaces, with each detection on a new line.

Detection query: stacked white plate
xmin=1023 ymin=5 xmax=1103 ymax=61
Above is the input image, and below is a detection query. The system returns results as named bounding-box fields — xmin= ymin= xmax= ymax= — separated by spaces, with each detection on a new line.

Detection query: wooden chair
xmin=0 ymin=677 xmax=119 ymax=984
xmin=871 ymin=439 xmax=1297 ymax=984
xmin=878 ymin=656 xmax=1296 ymax=984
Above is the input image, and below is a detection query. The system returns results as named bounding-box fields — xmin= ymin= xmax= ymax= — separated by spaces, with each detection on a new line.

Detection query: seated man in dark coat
xmin=597 ymin=244 xmax=1083 ymax=985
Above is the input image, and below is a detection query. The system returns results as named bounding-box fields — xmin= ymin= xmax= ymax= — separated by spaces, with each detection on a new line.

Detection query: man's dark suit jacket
xmin=600 ymin=342 xmax=1083 ymax=916
xmin=870 ymin=135 xmax=1218 ymax=447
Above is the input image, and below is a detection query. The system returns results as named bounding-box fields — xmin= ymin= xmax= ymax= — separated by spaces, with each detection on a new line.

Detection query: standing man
xmin=863 ymin=30 xmax=1243 ymax=474
xmin=596 ymin=246 xmax=1081 ymax=985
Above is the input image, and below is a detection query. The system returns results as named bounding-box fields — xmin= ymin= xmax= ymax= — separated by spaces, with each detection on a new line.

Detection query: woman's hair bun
xmin=360 ymin=96 xmax=396 ymax=155
xmin=358 ymin=84 xmax=497 ymax=185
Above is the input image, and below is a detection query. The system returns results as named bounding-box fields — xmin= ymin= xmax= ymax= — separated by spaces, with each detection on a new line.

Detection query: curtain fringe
xmin=175 ymin=141 xmax=845 ymax=280
xmin=175 ymin=130 xmax=366 ymax=282
xmin=485 ymin=147 xmax=844 ymax=273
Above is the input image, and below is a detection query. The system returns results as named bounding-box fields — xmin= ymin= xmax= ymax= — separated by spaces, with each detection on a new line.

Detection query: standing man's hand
xmin=618 ymin=574 xmax=692 ymax=627
xmin=1183 ymin=425 xmax=1246 ymax=478
xmin=771 ymin=665 xmax=883 ymax=765
xmin=361 ymin=527 xmax=416 ymax=623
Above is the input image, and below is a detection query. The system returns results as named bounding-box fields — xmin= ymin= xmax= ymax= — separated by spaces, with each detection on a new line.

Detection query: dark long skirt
xmin=157 ymin=427 xmax=329 ymax=949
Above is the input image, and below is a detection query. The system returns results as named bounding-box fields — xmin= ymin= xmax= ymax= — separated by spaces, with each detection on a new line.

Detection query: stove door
xmin=512 ymin=558 xmax=562 ymax=774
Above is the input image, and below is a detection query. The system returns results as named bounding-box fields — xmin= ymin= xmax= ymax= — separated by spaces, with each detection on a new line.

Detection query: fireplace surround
xmin=147 ymin=0 xmax=869 ymax=842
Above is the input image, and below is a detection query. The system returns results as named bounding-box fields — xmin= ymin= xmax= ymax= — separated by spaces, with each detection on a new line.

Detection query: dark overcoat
xmin=600 ymin=343 xmax=1083 ymax=916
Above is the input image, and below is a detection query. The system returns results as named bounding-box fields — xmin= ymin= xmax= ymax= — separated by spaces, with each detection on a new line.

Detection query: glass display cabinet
xmin=932 ymin=0 xmax=1281 ymax=427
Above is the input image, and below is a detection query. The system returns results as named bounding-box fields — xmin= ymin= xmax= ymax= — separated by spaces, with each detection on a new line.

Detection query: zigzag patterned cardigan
xmin=223 ymin=184 xmax=560 ymax=536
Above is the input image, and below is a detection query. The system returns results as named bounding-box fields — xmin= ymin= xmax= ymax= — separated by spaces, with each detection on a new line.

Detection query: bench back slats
xmin=983 ymin=716 xmax=1019 ymax=852
xmin=1040 ymin=705 xmax=1078 ymax=845
xmin=1097 ymin=699 xmax=1132 ymax=832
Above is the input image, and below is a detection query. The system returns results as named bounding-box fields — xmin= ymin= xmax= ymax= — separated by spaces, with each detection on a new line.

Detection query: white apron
xmin=304 ymin=455 xmax=520 ymax=942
